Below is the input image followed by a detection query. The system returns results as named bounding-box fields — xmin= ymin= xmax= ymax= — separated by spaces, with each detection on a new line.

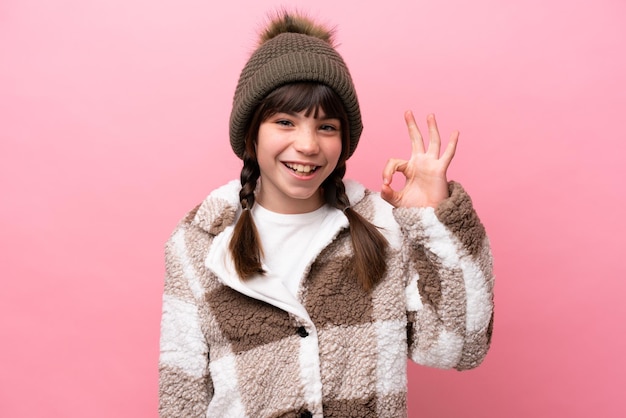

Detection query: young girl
xmin=159 ymin=12 xmax=494 ymax=418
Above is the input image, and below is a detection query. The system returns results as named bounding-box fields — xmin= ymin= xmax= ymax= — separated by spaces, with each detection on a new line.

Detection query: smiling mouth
xmin=284 ymin=163 xmax=319 ymax=174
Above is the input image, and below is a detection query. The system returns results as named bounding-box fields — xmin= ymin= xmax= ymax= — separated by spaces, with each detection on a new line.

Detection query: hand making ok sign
xmin=381 ymin=111 xmax=459 ymax=208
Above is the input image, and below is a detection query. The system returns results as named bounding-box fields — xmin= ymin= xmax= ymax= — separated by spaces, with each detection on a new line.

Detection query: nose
xmin=293 ymin=127 xmax=320 ymax=155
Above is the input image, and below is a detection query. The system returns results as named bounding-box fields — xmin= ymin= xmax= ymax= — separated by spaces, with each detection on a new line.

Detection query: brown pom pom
xmin=259 ymin=11 xmax=335 ymax=46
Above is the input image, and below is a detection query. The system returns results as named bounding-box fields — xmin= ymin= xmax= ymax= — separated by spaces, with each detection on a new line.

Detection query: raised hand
xmin=381 ymin=111 xmax=458 ymax=208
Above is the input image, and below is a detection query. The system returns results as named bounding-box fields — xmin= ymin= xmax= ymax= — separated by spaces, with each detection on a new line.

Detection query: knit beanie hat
xmin=229 ymin=13 xmax=362 ymax=159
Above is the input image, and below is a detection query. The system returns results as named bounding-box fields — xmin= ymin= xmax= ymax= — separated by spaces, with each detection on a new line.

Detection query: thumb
xmin=381 ymin=183 xmax=401 ymax=207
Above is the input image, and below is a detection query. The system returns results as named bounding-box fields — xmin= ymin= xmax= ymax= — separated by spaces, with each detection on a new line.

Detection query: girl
xmin=159 ymin=12 xmax=494 ymax=418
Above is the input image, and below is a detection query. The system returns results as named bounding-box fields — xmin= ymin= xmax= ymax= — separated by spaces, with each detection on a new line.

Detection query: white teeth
xmin=286 ymin=163 xmax=317 ymax=173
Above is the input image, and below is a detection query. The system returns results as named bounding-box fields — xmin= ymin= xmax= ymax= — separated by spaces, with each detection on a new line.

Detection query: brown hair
xmin=229 ymin=82 xmax=388 ymax=291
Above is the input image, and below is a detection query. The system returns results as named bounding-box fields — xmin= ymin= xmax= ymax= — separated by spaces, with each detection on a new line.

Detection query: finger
xmin=380 ymin=183 xmax=402 ymax=207
xmin=440 ymin=130 xmax=459 ymax=167
xmin=382 ymin=158 xmax=408 ymax=185
xmin=404 ymin=110 xmax=425 ymax=155
xmin=426 ymin=113 xmax=441 ymax=157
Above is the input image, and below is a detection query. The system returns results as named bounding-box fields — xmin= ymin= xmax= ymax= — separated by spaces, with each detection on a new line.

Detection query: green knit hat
xmin=229 ymin=13 xmax=362 ymax=159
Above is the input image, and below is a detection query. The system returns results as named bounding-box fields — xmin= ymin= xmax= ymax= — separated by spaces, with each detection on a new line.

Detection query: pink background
xmin=1 ymin=0 xmax=625 ymax=416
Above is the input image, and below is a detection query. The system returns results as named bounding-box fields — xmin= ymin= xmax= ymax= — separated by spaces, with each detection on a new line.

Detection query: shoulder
xmin=345 ymin=179 xmax=392 ymax=217
xmin=345 ymin=179 xmax=402 ymax=246
xmin=170 ymin=180 xmax=242 ymax=238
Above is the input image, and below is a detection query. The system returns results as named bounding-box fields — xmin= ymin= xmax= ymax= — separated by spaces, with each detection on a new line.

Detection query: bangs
xmin=259 ymin=82 xmax=346 ymax=121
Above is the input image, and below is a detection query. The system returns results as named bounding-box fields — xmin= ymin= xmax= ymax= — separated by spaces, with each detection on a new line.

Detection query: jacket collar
xmin=191 ymin=179 xmax=366 ymax=235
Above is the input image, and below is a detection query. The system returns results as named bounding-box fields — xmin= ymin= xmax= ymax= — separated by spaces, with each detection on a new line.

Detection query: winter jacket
xmin=159 ymin=179 xmax=494 ymax=418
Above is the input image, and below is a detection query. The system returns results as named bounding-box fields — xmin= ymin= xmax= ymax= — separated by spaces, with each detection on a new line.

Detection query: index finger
xmin=404 ymin=110 xmax=425 ymax=155
xmin=382 ymin=158 xmax=408 ymax=185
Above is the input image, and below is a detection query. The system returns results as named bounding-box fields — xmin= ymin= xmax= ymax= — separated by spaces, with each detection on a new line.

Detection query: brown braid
xmin=229 ymin=140 xmax=265 ymax=278
xmin=323 ymin=162 xmax=389 ymax=291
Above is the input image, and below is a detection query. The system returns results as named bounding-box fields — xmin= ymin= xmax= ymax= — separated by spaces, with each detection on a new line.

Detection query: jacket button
xmin=300 ymin=411 xmax=313 ymax=418
xmin=296 ymin=326 xmax=309 ymax=338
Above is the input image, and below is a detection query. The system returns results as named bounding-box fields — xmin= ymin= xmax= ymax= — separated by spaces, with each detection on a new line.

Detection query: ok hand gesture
xmin=381 ymin=112 xmax=458 ymax=208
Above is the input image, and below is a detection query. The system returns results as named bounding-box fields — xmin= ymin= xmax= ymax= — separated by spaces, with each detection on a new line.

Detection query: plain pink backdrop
xmin=1 ymin=0 xmax=625 ymax=416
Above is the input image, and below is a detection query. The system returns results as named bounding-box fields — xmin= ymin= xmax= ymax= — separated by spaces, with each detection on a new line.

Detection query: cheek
xmin=255 ymin=131 xmax=276 ymax=161
xmin=327 ymin=138 xmax=343 ymax=164
xmin=254 ymin=143 xmax=274 ymax=174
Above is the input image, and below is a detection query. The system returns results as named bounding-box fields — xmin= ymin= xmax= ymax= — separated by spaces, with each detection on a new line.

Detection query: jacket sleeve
xmin=394 ymin=181 xmax=494 ymax=370
xmin=159 ymin=219 xmax=213 ymax=417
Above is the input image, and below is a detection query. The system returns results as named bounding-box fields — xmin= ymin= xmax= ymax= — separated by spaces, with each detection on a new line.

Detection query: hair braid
xmin=239 ymin=150 xmax=260 ymax=210
xmin=229 ymin=145 xmax=265 ymax=279
xmin=323 ymin=163 xmax=389 ymax=291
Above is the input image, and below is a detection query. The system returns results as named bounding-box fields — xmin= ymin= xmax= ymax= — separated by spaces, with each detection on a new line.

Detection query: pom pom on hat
xmin=257 ymin=12 xmax=336 ymax=46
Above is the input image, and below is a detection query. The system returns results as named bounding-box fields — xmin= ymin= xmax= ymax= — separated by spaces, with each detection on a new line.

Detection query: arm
xmin=394 ymin=183 xmax=494 ymax=370
xmin=159 ymin=218 xmax=213 ymax=416
xmin=382 ymin=112 xmax=494 ymax=369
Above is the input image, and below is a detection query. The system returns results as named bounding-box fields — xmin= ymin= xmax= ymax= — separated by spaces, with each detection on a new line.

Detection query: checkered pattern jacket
xmin=159 ymin=179 xmax=494 ymax=418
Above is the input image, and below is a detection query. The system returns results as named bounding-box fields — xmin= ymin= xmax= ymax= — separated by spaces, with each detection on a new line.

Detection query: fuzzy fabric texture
xmin=159 ymin=180 xmax=494 ymax=418
xmin=229 ymin=13 xmax=362 ymax=160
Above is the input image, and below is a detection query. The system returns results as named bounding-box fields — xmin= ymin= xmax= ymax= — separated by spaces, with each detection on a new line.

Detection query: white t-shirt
xmin=251 ymin=203 xmax=346 ymax=297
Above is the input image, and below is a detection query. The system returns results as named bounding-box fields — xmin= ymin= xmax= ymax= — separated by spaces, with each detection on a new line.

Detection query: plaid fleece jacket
xmin=159 ymin=179 xmax=494 ymax=418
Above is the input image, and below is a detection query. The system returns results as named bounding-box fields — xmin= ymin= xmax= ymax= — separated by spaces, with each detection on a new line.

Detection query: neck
xmin=256 ymin=185 xmax=325 ymax=214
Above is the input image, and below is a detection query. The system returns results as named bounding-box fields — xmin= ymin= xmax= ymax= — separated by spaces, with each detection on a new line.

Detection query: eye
xmin=319 ymin=123 xmax=339 ymax=132
xmin=276 ymin=119 xmax=294 ymax=127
